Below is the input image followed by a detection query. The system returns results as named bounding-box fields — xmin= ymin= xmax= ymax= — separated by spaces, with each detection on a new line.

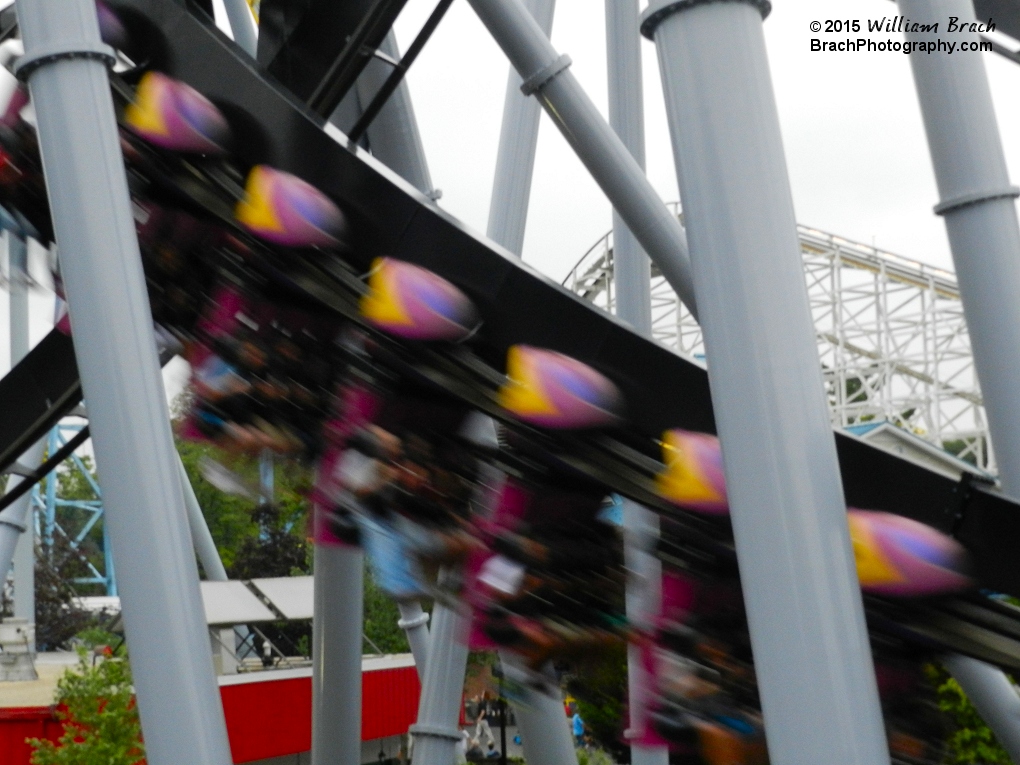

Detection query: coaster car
xmin=498 ymin=345 xmax=623 ymax=430
xmin=236 ymin=164 xmax=347 ymax=249
xmin=657 ymin=429 xmax=728 ymax=516
xmin=655 ymin=430 xmax=973 ymax=596
xmin=849 ymin=509 xmax=973 ymax=597
xmin=125 ymin=71 xmax=230 ymax=155
xmin=360 ymin=257 xmax=479 ymax=342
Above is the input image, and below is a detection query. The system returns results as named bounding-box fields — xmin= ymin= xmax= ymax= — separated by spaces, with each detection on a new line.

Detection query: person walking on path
xmin=474 ymin=695 xmax=496 ymax=747
xmin=572 ymin=711 xmax=585 ymax=748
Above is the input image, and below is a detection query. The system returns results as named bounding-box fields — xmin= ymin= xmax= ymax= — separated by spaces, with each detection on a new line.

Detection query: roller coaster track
xmin=0 ymin=0 xmax=1018 ymax=670
xmin=565 ymin=207 xmax=990 ymax=470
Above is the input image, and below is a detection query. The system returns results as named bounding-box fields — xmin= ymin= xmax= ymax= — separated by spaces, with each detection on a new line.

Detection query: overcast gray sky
xmin=391 ymin=0 xmax=1020 ymax=282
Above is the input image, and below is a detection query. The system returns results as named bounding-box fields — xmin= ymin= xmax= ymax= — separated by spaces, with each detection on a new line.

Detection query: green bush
xmin=27 ymin=649 xmax=144 ymax=765
xmin=935 ymin=671 xmax=1010 ymax=765
xmin=74 ymin=627 xmax=121 ymax=651
xmin=575 ymin=747 xmax=614 ymax=765
xmin=566 ymin=642 xmax=628 ymax=760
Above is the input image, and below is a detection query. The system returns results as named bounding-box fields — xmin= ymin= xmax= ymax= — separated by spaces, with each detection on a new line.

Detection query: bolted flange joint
xmin=409 ymin=723 xmax=463 ymax=742
xmin=398 ymin=611 xmax=430 ymax=630
xmin=933 ymin=186 xmax=1020 ymax=216
xmin=640 ymin=0 xmax=771 ymax=40
xmin=0 ymin=517 xmax=27 ymax=533
xmin=14 ymin=40 xmax=115 ymax=81
xmin=520 ymin=54 xmax=572 ymax=96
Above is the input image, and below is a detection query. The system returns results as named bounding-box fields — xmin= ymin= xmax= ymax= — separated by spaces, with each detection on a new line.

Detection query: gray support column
xmin=898 ymin=0 xmax=1020 ymax=758
xmin=622 ymin=501 xmax=665 ymax=760
xmin=499 ymin=655 xmax=578 ymax=763
xmin=320 ymin=41 xmax=439 ymax=756
xmin=8 ymin=230 xmax=41 ymax=636
xmin=0 ymin=441 xmax=43 ymax=611
xmin=507 ymin=663 xmax=576 ymax=763
xmin=897 ymin=0 xmax=1020 ymax=495
xmin=345 ymin=46 xmax=446 ymax=718
xmin=509 ymin=686 xmax=576 ymax=761
xmin=221 ymin=0 xmax=258 ymax=57
xmin=349 ymin=49 xmax=436 ymax=675
xmin=943 ymin=654 xmax=1020 ymax=754
xmin=14 ymin=2 xmax=233 ymax=763
xmin=641 ymin=3 xmax=889 ymax=765
xmin=397 ymin=600 xmax=430 ymax=678
xmin=176 ymin=453 xmax=242 ymax=674
xmin=606 ymin=0 xmax=652 ymax=334
xmin=356 ymin=32 xmax=438 ymax=199
xmin=312 ymin=542 xmax=363 ymax=765
xmin=481 ymin=4 xmax=580 ymax=756
xmin=467 ymin=0 xmax=697 ymax=316
xmin=409 ymin=600 xmax=469 ymax=765
xmin=605 ymin=3 xmax=663 ymax=762
xmin=259 ymin=449 xmax=274 ymax=505
xmin=177 ymin=454 xmax=228 ymax=581
xmin=486 ymin=0 xmax=555 ymax=255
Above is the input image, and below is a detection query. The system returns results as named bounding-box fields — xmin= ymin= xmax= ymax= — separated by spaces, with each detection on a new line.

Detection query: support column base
xmin=409 ymin=723 xmax=463 ymax=742
xmin=0 ymin=652 xmax=38 ymax=682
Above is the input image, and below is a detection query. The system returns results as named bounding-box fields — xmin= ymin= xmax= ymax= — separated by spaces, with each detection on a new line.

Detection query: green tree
xmin=176 ymin=438 xmax=274 ymax=574
xmin=934 ymin=669 xmax=1011 ymax=764
xmin=575 ymin=748 xmax=614 ymax=765
xmin=27 ymin=649 xmax=144 ymax=765
xmin=34 ymin=535 xmax=96 ymax=650
xmin=362 ymin=560 xmax=411 ymax=654
xmin=566 ymin=642 xmax=629 ymax=761
xmin=175 ymin=438 xmax=311 ymax=576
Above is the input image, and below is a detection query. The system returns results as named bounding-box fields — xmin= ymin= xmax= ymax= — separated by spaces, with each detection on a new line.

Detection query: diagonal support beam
xmin=14 ymin=0 xmax=233 ymax=761
xmin=466 ymin=0 xmax=698 ymax=318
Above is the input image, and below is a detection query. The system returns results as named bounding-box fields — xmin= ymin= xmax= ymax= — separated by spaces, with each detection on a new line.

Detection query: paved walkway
xmin=459 ymin=723 xmax=525 ymax=760
xmin=0 ymin=652 xmax=78 ymax=708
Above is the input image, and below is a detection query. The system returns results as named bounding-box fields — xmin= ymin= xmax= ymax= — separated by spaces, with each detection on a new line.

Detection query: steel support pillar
xmin=467 ymin=0 xmax=697 ymax=316
xmin=0 ymin=439 xmax=43 ymax=621
xmin=409 ymin=599 xmax=469 ymax=765
xmin=622 ymin=500 xmax=665 ymax=760
xmin=898 ymin=0 xmax=1020 ymax=759
xmin=177 ymin=454 xmax=228 ymax=581
xmin=397 ymin=600 xmax=430 ymax=678
xmin=14 ymin=0 xmax=233 ymax=762
xmin=606 ymin=0 xmax=652 ymax=335
xmin=336 ymin=36 xmax=437 ymax=682
xmin=178 ymin=455 xmax=238 ymax=676
xmin=897 ymin=0 xmax=1020 ymax=498
xmin=7 ymin=229 xmax=42 ymax=641
xmin=221 ymin=0 xmax=257 ymax=57
xmin=481 ymin=2 xmax=580 ymax=758
xmin=356 ymin=31 xmax=438 ymax=199
xmin=311 ymin=539 xmax=363 ymax=765
xmin=605 ymin=1 xmax=665 ymax=761
xmin=943 ymin=653 xmax=1020 ymax=757
xmin=505 ymin=660 xmax=576 ymax=762
xmin=640 ymin=3 xmax=889 ymax=764
xmin=487 ymin=0 xmax=555 ymax=256
xmin=259 ymin=449 xmax=274 ymax=505
xmin=499 ymin=654 xmax=578 ymax=762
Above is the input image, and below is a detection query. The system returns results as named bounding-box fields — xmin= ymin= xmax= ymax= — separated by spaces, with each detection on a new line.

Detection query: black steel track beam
xmin=32 ymin=0 xmax=1020 ymax=601
xmin=0 ymin=329 xmax=81 ymax=475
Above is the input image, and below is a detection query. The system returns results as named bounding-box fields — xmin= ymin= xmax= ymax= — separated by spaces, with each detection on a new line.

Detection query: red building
xmin=0 ymin=654 xmax=420 ymax=765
